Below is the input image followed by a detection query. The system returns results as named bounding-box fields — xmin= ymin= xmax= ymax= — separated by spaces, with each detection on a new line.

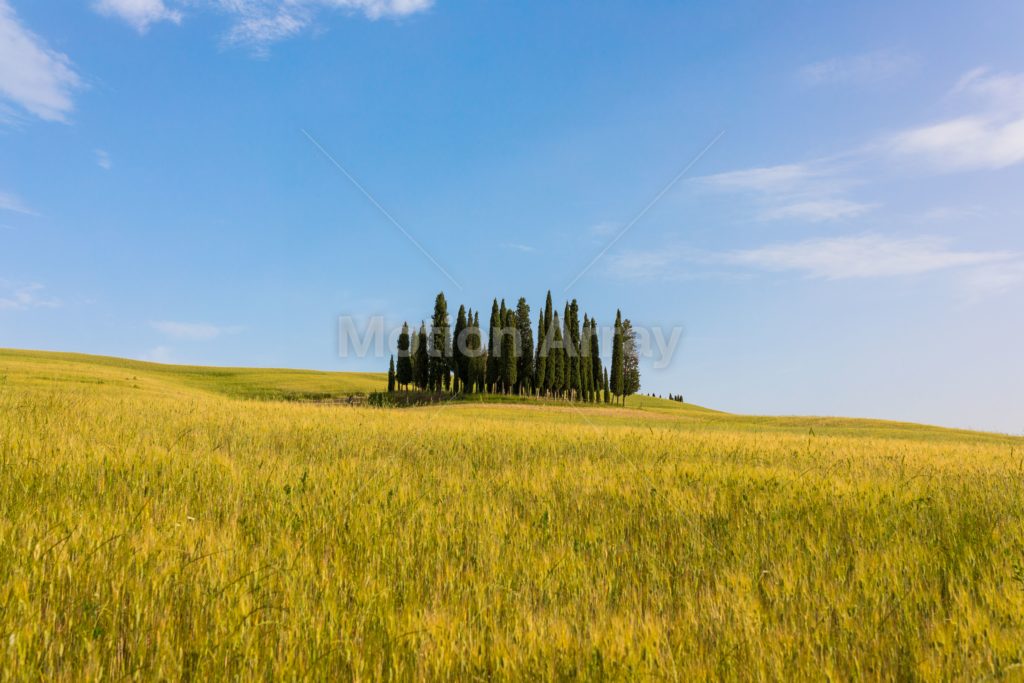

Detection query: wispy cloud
xmin=500 ymin=242 xmax=536 ymax=253
xmin=589 ymin=222 xmax=620 ymax=237
xmin=224 ymin=0 xmax=434 ymax=49
xmin=697 ymin=67 xmax=1024 ymax=231
xmin=92 ymin=0 xmax=434 ymax=49
xmin=0 ymin=282 xmax=60 ymax=310
xmin=151 ymin=320 xmax=243 ymax=340
xmin=799 ymin=50 xmax=917 ymax=87
xmin=916 ymin=205 xmax=986 ymax=224
xmin=697 ymin=163 xmax=824 ymax=193
xmin=891 ymin=116 xmax=1024 ymax=172
xmin=92 ymin=0 xmax=182 ymax=33
xmin=0 ymin=0 xmax=81 ymax=122
xmin=727 ymin=235 xmax=1014 ymax=279
xmin=696 ymin=161 xmax=871 ymax=223
xmin=757 ymin=199 xmax=877 ymax=223
xmin=0 ymin=190 xmax=35 ymax=215
xmin=611 ymin=235 xmax=1018 ymax=284
xmin=95 ymin=149 xmax=112 ymax=170
xmin=959 ymin=261 xmax=1024 ymax=300
xmin=889 ymin=68 xmax=1024 ymax=172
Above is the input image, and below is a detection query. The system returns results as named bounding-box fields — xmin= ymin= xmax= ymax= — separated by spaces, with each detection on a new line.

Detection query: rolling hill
xmin=2 ymin=347 xmax=1022 ymax=679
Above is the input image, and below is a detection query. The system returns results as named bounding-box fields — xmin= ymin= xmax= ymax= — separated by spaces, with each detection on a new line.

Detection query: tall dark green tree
xmin=428 ymin=292 xmax=452 ymax=392
xmin=563 ymin=301 xmax=574 ymax=398
xmin=486 ymin=299 xmax=500 ymax=393
xmin=396 ymin=322 xmax=413 ymax=391
xmin=501 ymin=308 xmax=518 ymax=393
xmin=541 ymin=291 xmax=555 ymax=395
xmin=534 ymin=313 xmax=546 ymax=397
xmin=610 ymin=309 xmax=625 ymax=403
xmin=472 ymin=311 xmax=485 ymax=393
xmin=621 ymin=318 xmax=641 ymax=404
xmin=387 ymin=355 xmax=396 ymax=393
xmin=515 ymin=297 xmax=533 ymax=395
xmin=414 ymin=322 xmax=429 ymax=390
xmin=567 ymin=300 xmax=582 ymax=400
xmin=453 ymin=305 xmax=468 ymax=394
xmin=603 ymin=367 xmax=611 ymax=404
xmin=590 ymin=317 xmax=604 ymax=400
xmin=581 ymin=314 xmax=593 ymax=402
xmin=551 ymin=313 xmax=566 ymax=398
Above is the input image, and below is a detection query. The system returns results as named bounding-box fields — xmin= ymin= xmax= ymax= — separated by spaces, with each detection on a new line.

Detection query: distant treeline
xmin=386 ymin=291 xmax=640 ymax=404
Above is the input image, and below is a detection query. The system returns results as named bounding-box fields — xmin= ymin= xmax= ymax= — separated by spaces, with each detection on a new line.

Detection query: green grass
xmin=2 ymin=348 xmax=1023 ymax=680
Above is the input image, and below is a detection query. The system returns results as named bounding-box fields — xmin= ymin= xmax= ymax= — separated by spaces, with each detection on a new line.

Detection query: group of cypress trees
xmin=387 ymin=290 xmax=640 ymax=404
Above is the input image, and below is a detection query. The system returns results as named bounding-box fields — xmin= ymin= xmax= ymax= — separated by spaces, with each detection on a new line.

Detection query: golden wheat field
xmin=1 ymin=349 xmax=1023 ymax=680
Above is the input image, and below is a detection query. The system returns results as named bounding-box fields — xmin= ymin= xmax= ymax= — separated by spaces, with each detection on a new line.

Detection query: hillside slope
xmin=0 ymin=348 xmax=386 ymax=401
xmin=1 ymin=347 xmax=1015 ymax=444
xmin=2 ymin=346 xmax=1023 ymax=678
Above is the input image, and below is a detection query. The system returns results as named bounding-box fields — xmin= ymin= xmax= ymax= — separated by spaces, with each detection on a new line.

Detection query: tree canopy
xmin=389 ymin=291 xmax=642 ymax=404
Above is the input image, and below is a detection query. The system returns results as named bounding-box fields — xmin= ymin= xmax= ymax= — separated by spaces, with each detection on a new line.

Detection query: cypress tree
xmin=561 ymin=304 xmax=573 ymax=399
xmin=453 ymin=305 xmax=467 ymax=394
xmin=568 ymin=301 xmax=582 ymax=400
xmin=548 ymin=315 xmax=565 ymax=401
xmin=581 ymin=314 xmax=593 ymax=402
xmin=387 ymin=355 xmax=396 ymax=393
xmin=550 ymin=313 xmax=565 ymax=398
xmin=415 ymin=322 xmax=429 ymax=390
xmin=567 ymin=300 xmax=581 ymax=400
xmin=563 ymin=302 xmax=572 ymax=398
xmin=429 ymin=292 xmax=452 ymax=393
xmin=502 ymin=308 xmax=518 ymax=393
xmin=396 ymin=322 xmax=413 ymax=391
xmin=603 ymin=368 xmax=611 ymax=404
xmin=462 ymin=309 xmax=475 ymax=393
xmin=515 ymin=297 xmax=533 ymax=395
xmin=621 ymin=318 xmax=641 ymax=404
xmin=610 ymin=309 xmax=624 ymax=404
xmin=472 ymin=311 xmax=484 ymax=393
xmin=486 ymin=299 xmax=500 ymax=393
xmin=541 ymin=291 xmax=555 ymax=395
xmin=590 ymin=317 xmax=603 ymax=399
xmin=534 ymin=313 xmax=546 ymax=397
xmin=469 ymin=308 xmax=479 ymax=392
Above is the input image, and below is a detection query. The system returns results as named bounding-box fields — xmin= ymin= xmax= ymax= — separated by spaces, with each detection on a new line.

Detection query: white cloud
xmin=951 ymin=68 xmax=1024 ymax=110
xmin=758 ymin=199 xmax=876 ymax=223
xmin=698 ymin=163 xmax=823 ymax=193
xmin=95 ymin=149 xmax=112 ymax=170
xmin=891 ymin=115 xmax=1024 ymax=171
xmin=728 ymin=235 xmax=1014 ymax=279
xmin=91 ymin=0 xmax=433 ymax=48
xmin=959 ymin=262 xmax=1024 ymax=299
xmin=610 ymin=236 xmax=1018 ymax=283
xmin=92 ymin=0 xmax=182 ymax=33
xmin=917 ymin=205 xmax=985 ymax=223
xmin=589 ymin=222 xmax=619 ymax=237
xmin=608 ymin=247 xmax=700 ymax=281
xmin=0 ymin=190 xmax=35 ymax=215
xmin=696 ymin=162 xmax=869 ymax=223
xmin=889 ymin=68 xmax=1024 ymax=172
xmin=0 ymin=0 xmax=81 ymax=122
xmin=222 ymin=0 xmax=433 ymax=48
xmin=799 ymin=50 xmax=917 ymax=87
xmin=499 ymin=242 xmax=535 ymax=253
xmin=0 ymin=282 xmax=60 ymax=310
xmin=221 ymin=4 xmax=307 ymax=48
xmin=151 ymin=320 xmax=243 ymax=340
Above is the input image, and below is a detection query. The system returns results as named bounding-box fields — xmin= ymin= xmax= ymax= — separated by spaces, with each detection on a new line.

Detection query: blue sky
xmin=2 ymin=0 xmax=1023 ymax=433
